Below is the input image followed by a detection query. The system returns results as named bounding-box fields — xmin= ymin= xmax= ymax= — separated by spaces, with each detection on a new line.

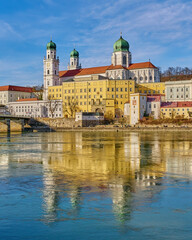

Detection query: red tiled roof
xmin=147 ymin=95 xmax=161 ymax=102
xmin=178 ymin=102 xmax=192 ymax=107
xmin=59 ymin=66 xmax=109 ymax=78
xmin=59 ymin=62 xmax=157 ymax=78
xmin=107 ymin=65 xmax=127 ymax=70
xmin=17 ymin=98 xmax=38 ymax=102
xmin=161 ymin=102 xmax=178 ymax=108
xmin=0 ymin=85 xmax=33 ymax=92
xmin=161 ymin=101 xmax=192 ymax=108
xmin=128 ymin=62 xmax=157 ymax=70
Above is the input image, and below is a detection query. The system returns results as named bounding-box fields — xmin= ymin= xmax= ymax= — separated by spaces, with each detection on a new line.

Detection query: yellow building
xmin=48 ymin=78 xmax=135 ymax=118
xmin=48 ymin=85 xmax=62 ymax=100
xmin=161 ymin=102 xmax=192 ymax=119
xmin=136 ymin=82 xmax=165 ymax=95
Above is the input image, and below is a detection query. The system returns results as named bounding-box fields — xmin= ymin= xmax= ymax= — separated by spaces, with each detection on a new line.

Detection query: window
xmin=55 ymin=70 xmax=56 ymax=74
xmin=107 ymin=88 xmax=109 ymax=91
xmin=100 ymin=88 xmax=102 ymax=92
xmin=130 ymin=88 xmax=132 ymax=91
xmin=80 ymin=89 xmax=82 ymax=93
xmin=112 ymin=88 xmax=114 ymax=92
xmin=125 ymin=88 xmax=127 ymax=92
xmin=84 ymin=89 xmax=86 ymax=92
xmin=112 ymin=95 xmax=114 ymax=98
xmin=154 ymin=104 xmax=156 ymax=108
xmin=94 ymin=88 xmax=96 ymax=92
xmin=89 ymin=88 xmax=91 ymax=92
xmin=47 ymin=70 xmax=49 ymax=74
xmin=120 ymin=88 xmax=123 ymax=92
xmin=123 ymin=56 xmax=126 ymax=65
xmin=116 ymin=95 xmax=119 ymax=98
xmin=116 ymin=88 xmax=119 ymax=91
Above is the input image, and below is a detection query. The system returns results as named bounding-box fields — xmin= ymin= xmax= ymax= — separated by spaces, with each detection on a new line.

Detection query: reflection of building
xmin=3 ymin=131 xmax=192 ymax=224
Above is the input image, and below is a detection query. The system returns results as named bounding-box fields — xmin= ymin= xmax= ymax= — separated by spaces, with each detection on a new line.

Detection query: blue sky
xmin=0 ymin=0 xmax=192 ymax=86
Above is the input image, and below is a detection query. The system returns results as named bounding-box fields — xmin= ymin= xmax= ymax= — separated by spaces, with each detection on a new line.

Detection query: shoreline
xmin=52 ymin=126 xmax=192 ymax=132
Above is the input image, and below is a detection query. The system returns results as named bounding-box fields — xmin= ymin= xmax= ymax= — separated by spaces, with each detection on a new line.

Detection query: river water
xmin=0 ymin=131 xmax=192 ymax=239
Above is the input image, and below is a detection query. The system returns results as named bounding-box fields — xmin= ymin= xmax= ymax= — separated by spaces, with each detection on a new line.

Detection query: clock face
xmin=47 ymin=63 xmax=50 ymax=67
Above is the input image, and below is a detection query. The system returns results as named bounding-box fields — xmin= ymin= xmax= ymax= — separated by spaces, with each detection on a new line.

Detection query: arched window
xmin=47 ymin=70 xmax=49 ymax=74
xmin=123 ymin=56 xmax=126 ymax=65
xmin=48 ymin=55 xmax=50 ymax=59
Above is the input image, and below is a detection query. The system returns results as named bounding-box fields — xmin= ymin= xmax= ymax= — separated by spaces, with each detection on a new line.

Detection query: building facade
xmin=46 ymin=35 xmax=160 ymax=118
xmin=161 ymin=101 xmax=192 ymax=119
xmin=130 ymin=93 xmax=147 ymax=125
xmin=165 ymin=80 xmax=192 ymax=102
xmin=0 ymin=85 xmax=34 ymax=105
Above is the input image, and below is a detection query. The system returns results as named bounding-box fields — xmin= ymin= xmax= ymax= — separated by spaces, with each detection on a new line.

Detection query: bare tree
xmin=63 ymin=98 xmax=79 ymax=118
xmin=47 ymin=95 xmax=60 ymax=118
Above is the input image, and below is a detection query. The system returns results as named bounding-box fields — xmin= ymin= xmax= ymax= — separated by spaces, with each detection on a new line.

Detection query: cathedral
xmin=43 ymin=35 xmax=160 ymax=100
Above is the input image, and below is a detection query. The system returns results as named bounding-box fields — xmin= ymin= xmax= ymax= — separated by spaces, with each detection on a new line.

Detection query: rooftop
xmin=0 ymin=85 xmax=33 ymax=93
xmin=59 ymin=62 xmax=157 ymax=78
xmin=161 ymin=101 xmax=192 ymax=108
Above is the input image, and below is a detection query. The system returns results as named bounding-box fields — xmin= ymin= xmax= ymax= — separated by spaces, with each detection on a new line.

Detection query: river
xmin=0 ymin=131 xmax=192 ymax=239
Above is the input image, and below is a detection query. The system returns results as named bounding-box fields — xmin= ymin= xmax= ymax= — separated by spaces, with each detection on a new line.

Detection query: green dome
xmin=113 ymin=36 xmax=129 ymax=52
xmin=47 ymin=40 xmax=56 ymax=50
xmin=70 ymin=49 xmax=79 ymax=58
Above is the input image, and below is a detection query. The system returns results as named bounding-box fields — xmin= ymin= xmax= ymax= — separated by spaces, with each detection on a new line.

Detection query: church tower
xmin=111 ymin=34 xmax=132 ymax=68
xmin=68 ymin=49 xmax=81 ymax=70
xmin=43 ymin=40 xmax=59 ymax=100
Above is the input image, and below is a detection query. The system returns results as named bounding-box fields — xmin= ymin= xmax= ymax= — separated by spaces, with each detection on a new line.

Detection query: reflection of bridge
xmin=0 ymin=115 xmax=30 ymax=133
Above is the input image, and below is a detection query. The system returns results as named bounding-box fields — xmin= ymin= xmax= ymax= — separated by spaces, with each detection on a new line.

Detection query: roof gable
xmin=128 ymin=62 xmax=157 ymax=70
xmin=0 ymin=85 xmax=33 ymax=92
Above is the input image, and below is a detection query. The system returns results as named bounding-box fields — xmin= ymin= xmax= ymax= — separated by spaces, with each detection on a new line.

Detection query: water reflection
xmin=1 ymin=131 xmax=192 ymax=227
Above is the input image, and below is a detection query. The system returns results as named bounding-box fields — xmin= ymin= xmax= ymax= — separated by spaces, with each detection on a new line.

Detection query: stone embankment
xmin=1 ymin=117 xmax=192 ymax=133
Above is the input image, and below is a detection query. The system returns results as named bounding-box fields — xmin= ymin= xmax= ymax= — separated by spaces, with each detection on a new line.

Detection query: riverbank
xmin=54 ymin=125 xmax=192 ymax=132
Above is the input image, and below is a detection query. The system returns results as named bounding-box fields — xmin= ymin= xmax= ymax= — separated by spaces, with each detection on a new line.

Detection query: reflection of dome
xmin=113 ymin=36 xmax=129 ymax=52
xmin=47 ymin=40 xmax=56 ymax=50
xmin=70 ymin=49 xmax=79 ymax=58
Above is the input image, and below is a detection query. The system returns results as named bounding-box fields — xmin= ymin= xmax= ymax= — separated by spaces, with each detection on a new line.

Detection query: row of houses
xmin=1 ymin=79 xmax=192 ymax=125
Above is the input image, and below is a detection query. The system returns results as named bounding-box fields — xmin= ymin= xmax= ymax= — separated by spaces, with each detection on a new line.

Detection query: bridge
xmin=0 ymin=115 xmax=53 ymax=133
xmin=0 ymin=115 xmax=30 ymax=133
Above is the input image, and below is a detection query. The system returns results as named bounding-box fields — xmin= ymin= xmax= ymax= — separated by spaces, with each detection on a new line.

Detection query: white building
xmin=43 ymin=40 xmax=60 ymax=100
xmin=165 ymin=80 xmax=192 ymax=102
xmin=130 ymin=93 xmax=147 ymax=125
xmin=0 ymin=85 xmax=34 ymax=105
xmin=146 ymin=95 xmax=161 ymax=119
xmin=7 ymin=98 xmax=63 ymax=118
